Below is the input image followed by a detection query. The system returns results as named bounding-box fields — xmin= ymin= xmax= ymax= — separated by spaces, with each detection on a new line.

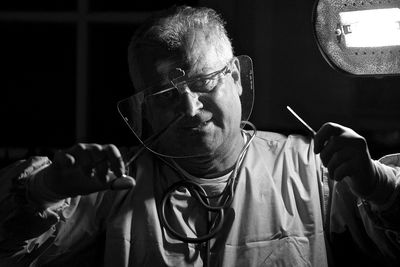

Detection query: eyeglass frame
xmin=143 ymin=59 xmax=234 ymax=105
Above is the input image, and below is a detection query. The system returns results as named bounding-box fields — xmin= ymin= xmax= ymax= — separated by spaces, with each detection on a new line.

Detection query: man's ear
xmin=231 ymin=57 xmax=242 ymax=96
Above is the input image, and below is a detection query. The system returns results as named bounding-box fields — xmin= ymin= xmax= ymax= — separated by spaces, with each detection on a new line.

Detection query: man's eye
xmin=191 ymin=78 xmax=217 ymax=92
xmin=150 ymin=89 xmax=179 ymax=105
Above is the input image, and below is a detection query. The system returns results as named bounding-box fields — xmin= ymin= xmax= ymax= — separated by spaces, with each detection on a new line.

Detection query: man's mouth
xmin=182 ymin=120 xmax=211 ymax=130
xmin=179 ymin=115 xmax=213 ymax=130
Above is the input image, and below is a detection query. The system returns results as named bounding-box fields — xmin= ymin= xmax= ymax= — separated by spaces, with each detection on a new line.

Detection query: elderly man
xmin=1 ymin=5 xmax=399 ymax=267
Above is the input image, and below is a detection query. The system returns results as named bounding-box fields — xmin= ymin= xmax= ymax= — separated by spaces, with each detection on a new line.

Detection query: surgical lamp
xmin=313 ymin=0 xmax=400 ymax=76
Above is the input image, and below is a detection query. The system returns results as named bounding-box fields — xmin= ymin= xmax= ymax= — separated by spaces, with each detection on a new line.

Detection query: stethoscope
xmin=157 ymin=121 xmax=257 ymax=266
xmin=124 ymin=118 xmax=256 ymax=266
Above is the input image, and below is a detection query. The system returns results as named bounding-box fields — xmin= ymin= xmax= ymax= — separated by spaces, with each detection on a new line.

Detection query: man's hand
xmin=314 ymin=122 xmax=377 ymax=198
xmin=40 ymin=143 xmax=135 ymax=199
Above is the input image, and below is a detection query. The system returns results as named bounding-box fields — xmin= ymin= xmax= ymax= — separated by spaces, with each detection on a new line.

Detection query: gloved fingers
xmin=61 ymin=143 xmax=123 ymax=175
xmin=320 ymin=136 xmax=356 ymax=166
xmin=108 ymin=175 xmax=136 ymax=191
xmin=53 ymin=150 xmax=76 ymax=170
xmin=50 ymin=143 xmax=134 ymax=194
xmin=314 ymin=122 xmax=343 ymax=154
xmin=326 ymin=149 xmax=355 ymax=181
xmin=319 ymin=136 xmax=340 ymax=166
xmin=92 ymin=161 xmax=109 ymax=185
xmin=58 ymin=144 xmax=101 ymax=176
xmin=103 ymin=144 xmax=125 ymax=177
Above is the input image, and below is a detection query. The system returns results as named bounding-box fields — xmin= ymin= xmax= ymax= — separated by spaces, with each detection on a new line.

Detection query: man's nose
xmin=179 ymin=88 xmax=203 ymax=117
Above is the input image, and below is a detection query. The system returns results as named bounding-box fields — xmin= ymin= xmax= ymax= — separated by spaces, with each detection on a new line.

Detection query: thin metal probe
xmin=286 ymin=106 xmax=316 ymax=136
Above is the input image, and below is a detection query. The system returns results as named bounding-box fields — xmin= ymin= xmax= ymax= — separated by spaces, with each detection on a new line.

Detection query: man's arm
xmin=0 ymin=143 xmax=135 ymax=265
xmin=0 ymin=157 xmax=64 ymax=265
xmin=314 ymin=122 xmax=400 ymax=264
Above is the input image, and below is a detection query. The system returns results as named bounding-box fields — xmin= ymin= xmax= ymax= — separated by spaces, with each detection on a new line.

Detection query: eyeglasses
xmin=116 ymin=55 xmax=255 ymax=158
xmin=144 ymin=62 xmax=232 ymax=106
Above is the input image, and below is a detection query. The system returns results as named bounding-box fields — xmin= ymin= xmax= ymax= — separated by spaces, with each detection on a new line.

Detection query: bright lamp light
xmin=340 ymin=8 xmax=400 ymax=47
xmin=313 ymin=0 xmax=400 ymax=76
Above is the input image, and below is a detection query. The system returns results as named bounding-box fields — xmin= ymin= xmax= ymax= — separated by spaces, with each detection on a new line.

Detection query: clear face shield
xmin=117 ymin=55 xmax=254 ymax=158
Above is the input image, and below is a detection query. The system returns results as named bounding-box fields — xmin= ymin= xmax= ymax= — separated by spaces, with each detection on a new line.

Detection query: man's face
xmin=142 ymin=31 xmax=243 ymax=157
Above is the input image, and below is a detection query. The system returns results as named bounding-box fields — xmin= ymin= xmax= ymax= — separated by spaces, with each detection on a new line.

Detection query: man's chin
xmin=157 ymin=139 xmax=219 ymax=157
xmin=153 ymin=130 xmax=218 ymax=156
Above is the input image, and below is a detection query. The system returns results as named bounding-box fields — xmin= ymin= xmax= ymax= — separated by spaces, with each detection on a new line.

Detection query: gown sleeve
xmin=0 ymin=157 xmax=71 ymax=266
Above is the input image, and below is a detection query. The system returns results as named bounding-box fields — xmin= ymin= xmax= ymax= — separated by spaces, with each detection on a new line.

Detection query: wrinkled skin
xmin=142 ymin=30 xmax=245 ymax=176
xmin=34 ymin=29 xmax=246 ymax=200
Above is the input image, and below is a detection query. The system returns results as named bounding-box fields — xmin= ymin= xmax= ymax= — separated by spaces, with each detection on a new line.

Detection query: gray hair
xmin=128 ymin=5 xmax=234 ymax=91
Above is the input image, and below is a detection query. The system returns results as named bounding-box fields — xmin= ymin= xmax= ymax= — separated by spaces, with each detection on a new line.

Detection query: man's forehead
xmin=156 ymin=60 xmax=185 ymax=77
xmin=134 ymin=34 xmax=225 ymax=89
xmin=155 ymin=55 xmax=220 ymax=79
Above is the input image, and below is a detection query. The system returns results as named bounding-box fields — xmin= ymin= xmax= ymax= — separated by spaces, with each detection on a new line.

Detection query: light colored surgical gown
xmin=0 ymin=131 xmax=400 ymax=266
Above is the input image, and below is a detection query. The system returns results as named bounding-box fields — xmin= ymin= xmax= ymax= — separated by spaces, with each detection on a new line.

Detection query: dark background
xmin=1 ymin=0 xmax=400 ymax=168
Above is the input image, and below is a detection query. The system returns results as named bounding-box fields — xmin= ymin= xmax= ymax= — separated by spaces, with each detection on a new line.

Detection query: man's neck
xmin=173 ymin=134 xmax=245 ymax=178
